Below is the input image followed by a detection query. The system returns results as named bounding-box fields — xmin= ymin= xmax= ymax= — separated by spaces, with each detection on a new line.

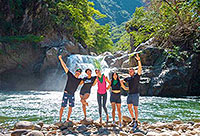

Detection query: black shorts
xmin=110 ymin=92 xmax=121 ymax=104
xmin=80 ymin=90 xmax=90 ymax=96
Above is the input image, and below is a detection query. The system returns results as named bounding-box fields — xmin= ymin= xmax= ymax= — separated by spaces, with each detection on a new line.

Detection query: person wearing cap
xmin=79 ymin=69 xmax=97 ymax=120
xmin=122 ymin=53 xmax=142 ymax=129
xmin=93 ymin=69 xmax=111 ymax=124
xmin=58 ymin=55 xmax=83 ymax=122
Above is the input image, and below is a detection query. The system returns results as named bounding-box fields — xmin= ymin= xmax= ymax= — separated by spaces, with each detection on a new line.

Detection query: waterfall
xmin=66 ymin=54 xmax=110 ymax=78
xmin=39 ymin=54 xmax=111 ymax=91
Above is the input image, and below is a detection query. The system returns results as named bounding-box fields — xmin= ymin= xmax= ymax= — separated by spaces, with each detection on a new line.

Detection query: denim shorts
xmin=61 ymin=92 xmax=75 ymax=107
xmin=127 ymin=93 xmax=139 ymax=106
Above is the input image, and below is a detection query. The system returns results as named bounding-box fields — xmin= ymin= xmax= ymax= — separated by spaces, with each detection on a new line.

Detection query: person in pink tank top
xmin=93 ymin=69 xmax=111 ymax=124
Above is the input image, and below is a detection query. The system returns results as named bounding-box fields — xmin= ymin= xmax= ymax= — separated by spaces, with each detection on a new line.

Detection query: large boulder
xmin=127 ymin=46 xmax=200 ymax=96
xmin=14 ymin=121 xmax=34 ymax=130
xmin=110 ymin=54 xmax=129 ymax=68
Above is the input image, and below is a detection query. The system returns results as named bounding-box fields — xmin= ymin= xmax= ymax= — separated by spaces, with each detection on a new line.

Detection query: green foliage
xmin=124 ymin=0 xmax=200 ymax=52
xmin=0 ymin=35 xmax=44 ymax=43
xmin=0 ymin=0 xmax=113 ymax=53
xmin=85 ymin=23 xmax=113 ymax=53
xmin=93 ymin=59 xmax=102 ymax=70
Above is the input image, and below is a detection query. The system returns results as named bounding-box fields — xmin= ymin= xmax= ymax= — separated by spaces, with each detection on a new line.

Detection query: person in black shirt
xmin=58 ymin=55 xmax=82 ymax=122
xmin=123 ymin=54 xmax=142 ymax=128
xmin=80 ymin=69 xmax=96 ymax=120
xmin=107 ymin=72 xmax=127 ymax=127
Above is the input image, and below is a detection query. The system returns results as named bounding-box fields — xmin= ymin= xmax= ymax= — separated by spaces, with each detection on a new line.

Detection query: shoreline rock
xmin=1 ymin=118 xmax=200 ymax=136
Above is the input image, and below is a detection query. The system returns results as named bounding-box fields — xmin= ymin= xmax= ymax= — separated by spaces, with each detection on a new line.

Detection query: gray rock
xmin=33 ymin=125 xmax=41 ymax=131
xmin=146 ymin=131 xmax=159 ymax=136
xmin=122 ymin=59 xmax=129 ymax=68
xmin=11 ymin=129 xmax=30 ymax=136
xmin=14 ymin=121 xmax=34 ymax=130
xmin=133 ymin=132 xmax=145 ymax=136
xmin=194 ymin=123 xmax=200 ymax=128
xmin=110 ymin=54 xmax=129 ymax=68
xmin=114 ymin=51 xmax=124 ymax=58
xmin=77 ymin=125 xmax=88 ymax=133
xmin=122 ymin=116 xmax=132 ymax=124
xmin=119 ymin=131 xmax=129 ymax=136
xmin=26 ymin=130 xmax=44 ymax=136
xmin=80 ymin=118 xmax=93 ymax=125
xmin=37 ymin=122 xmax=44 ymax=128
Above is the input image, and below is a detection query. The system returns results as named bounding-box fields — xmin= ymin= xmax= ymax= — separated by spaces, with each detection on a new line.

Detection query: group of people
xmin=58 ymin=53 xmax=142 ymax=128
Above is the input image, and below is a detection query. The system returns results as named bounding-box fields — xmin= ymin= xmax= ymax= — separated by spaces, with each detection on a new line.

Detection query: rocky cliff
xmin=0 ymin=34 xmax=88 ymax=91
xmin=104 ymin=42 xmax=200 ymax=97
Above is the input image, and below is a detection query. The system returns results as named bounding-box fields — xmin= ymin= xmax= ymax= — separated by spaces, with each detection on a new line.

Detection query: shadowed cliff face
xmin=103 ymin=45 xmax=200 ymax=97
xmin=0 ymin=34 xmax=88 ymax=91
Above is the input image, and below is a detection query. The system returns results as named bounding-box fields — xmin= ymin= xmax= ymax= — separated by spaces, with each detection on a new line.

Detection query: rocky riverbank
xmin=1 ymin=116 xmax=200 ymax=136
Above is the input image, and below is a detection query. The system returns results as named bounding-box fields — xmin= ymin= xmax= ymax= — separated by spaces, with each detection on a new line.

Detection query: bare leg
xmin=59 ymin=107 xmax=65 ymax=122
xmin=134 ymin=106 xmax=138 ymax=121
xmin=80 ymin=95 xmax=87 ymax=119
xmin=111 ymin=103 xmax=116 ymax=123
xmin=116 ymin=104 xmax=121 ymax=125
xmin=128 ymin=104 xmax=135 ymax=118
xmin=67 ymin=106 xmax=72 ymax=121
xmin=83 ymin=93 xmax=90 ymax=106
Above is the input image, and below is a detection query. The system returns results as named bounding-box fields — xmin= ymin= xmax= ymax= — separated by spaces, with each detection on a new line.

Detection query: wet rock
xmin=47 ymin=130 xmax=57 ymax=135
xmin=133 ymin=132 xmax=145 ymax=136
xmin=37 ymin=122 xmax=44 ymax=128
xmin=122 ymin=116 xmax=132 ymax=123
xmin=54 ymin=122 xmax=63 ymax=128
xmin=180 ymin=124 xmax=190 ymax=131
xmin=98 ymin=128 xmax=110 ymax=135
xmin=159 ymin=132 xmax=171 ymax=136
xmin=11 ymin=129 xmax=30 ymax=136
xmin=122 ymin=59 xmax=129 ymax=68
xmin=49 ymin=124 xmax=59 ymax=130
xmin=26 ymin=130 xmax=44 ymax=136
xmin=63 ymin=121 xmax=74 ymax=128
xmin=194 ymin=123 xmax=200 ymax=128
xmin=80 ymin=118 xmax=93 ymax=125
xmin=14 ymin=121 xmax=34 ymax=130
xmin=119 ymin=131 xmax=129 ymax=136
xmin=173 ymin=120 xmax=183 ymax=125
xmin=146 ymin=131 xmax=159 ymax=136
xmin=187 ymin=121 xmax=195 ymax=126
xmin=147 ymin=125 xmax=157 ymax=129
xmin=170 ymin=131 xmax=180 ymax=136
xmin=77 ymin=125 xmax=88 ymax=133
xmin=114 ymin=51 xmax=124 ymax=58
xmin=90 ymin=52 xmax=97 ymax=56
xmin=33 ymin=125 xmax=41 ymax=131
xmin=110 ymin=54 xmax=129 ymax=68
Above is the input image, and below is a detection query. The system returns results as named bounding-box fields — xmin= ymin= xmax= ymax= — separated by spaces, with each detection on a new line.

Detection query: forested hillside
xmin=90 ymin=0 xmax=143 ymax=25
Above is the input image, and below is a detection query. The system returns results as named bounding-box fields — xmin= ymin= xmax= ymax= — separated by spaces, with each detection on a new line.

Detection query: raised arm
xmin=135 ymin=54 xmax=142 ymax=75
xmin=105 ymin=76 xmax=111 ymax=90
xmin=120 ymin=80 xmax=129 ymax=91
xmin=58 ymin=55 xmax=69 ymax=74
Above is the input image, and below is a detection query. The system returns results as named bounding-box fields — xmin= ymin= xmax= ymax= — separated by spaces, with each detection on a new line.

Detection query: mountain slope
xmin=90 ymin=0 xmax=143 ymax=25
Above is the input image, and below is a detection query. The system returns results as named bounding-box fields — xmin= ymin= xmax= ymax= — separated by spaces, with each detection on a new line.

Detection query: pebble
xmin=11 ymin=129 xmax=30 ymax=136
xmin=4 ymin=120 xmax=200 ymax=136
xmin=173 ymin=120 xmax=183 ymax=125
xmin=26 ymin=130 xmax=44 ymax=136
xmin=122 ymin=116 xmax=132 ymax=123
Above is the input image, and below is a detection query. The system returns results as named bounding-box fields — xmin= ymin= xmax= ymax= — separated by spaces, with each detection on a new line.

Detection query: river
xmin=0 ymin=54 xmax=199 ymax=128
